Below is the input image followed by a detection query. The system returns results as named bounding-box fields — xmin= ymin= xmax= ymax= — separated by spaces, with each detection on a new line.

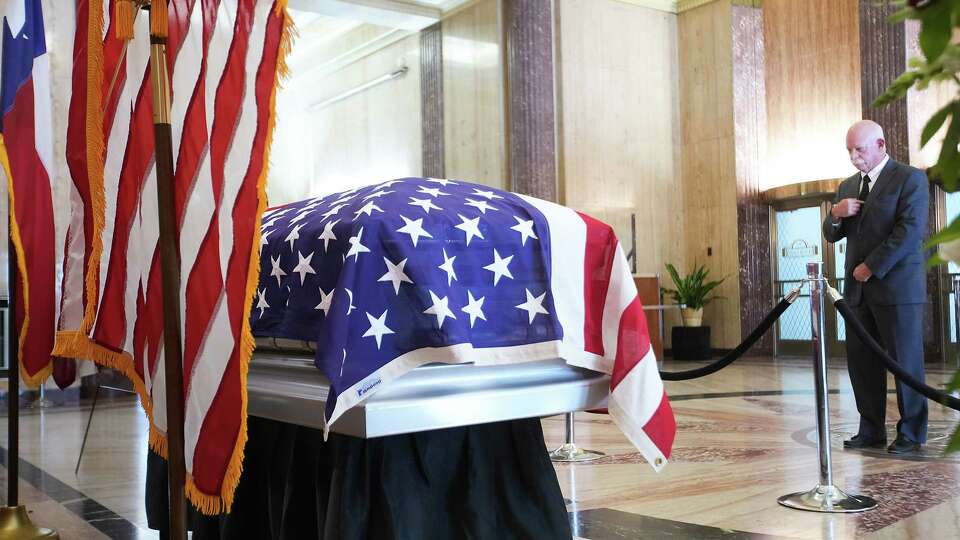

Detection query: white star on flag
xmin=346 ymin=227 xmax=371 ymax=260
xmin=438 ymin=249 xmax=457 ymax=286
xmin=483 ymin=249 xmax=514 ymax=285
xmin=284 ymin=223 xmax=305 ymax=251
xmin=345 ymin=289 xmax=357 ymax=315
xmin=516 ymin=289 xmax=549 ymax=323
xmin=290 ymin=211 xmax=311 ymax=224
xmin=362 ymin=189 xmax=393 ymax=201
xmin=293 ymin=251 xmax=317 ymax=285
xmin=461 ymin=291 xmax=486 ymax=328
xmin=455 ymin=214 xmax=484 ymax=246
xmin=510 ymin=216 xmax=539 ymax=246
xmin=396 ymin=215 xmax=433 ymax=247
xmin=409 ymin=196 xmax=442 ymax=214
xmin=315 ymin=287 xmax=334 ymax=315
xmin=423 ymin=291 xmax=456 ymax=328
xmin=417 ymin=185 xmax=450 ymax=198
xmin=363 ymin=310 xmax=394 ymax=349
xmin=354 ymin=201 xmax=384 ymax=219
xmin=378 ymin=257 xmax=413 ymax=294
xmin=471 ymin=188 xmax=503 ymax=200
xmin=261 ymin=217 xmax=280 ymax=230
xmin=256 ymin=288 xmax=269 ymax=318
xmin=317 ymin=219 xmax=338 ymax=251
xmin=270 ymin=255 xmax=287 ymax=287
xmin=320 ymin=204 xmax=346 ymax=220
xmin=464 ymin=198 xmax=498 ymax=214
xmin=425 ymin=178 xmax=458 ymax=187
xmin=259 ymin=230 xmax=271 ymax=255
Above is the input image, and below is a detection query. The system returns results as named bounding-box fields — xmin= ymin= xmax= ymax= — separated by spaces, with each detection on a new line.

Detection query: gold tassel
xmin=151 ymin=0 xmax=168 ymax=38
xmin=115 ymin=0 xmax=136 ymax=41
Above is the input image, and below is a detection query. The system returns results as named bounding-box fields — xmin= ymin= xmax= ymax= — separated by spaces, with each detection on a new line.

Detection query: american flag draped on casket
xmin=253 ymin=178 xmax=676 ymax=469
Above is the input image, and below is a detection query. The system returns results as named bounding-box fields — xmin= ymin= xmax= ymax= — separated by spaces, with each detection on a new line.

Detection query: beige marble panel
xmin=441 ymin=0 xmax=507 ymax=189
xmin=677 ymin=0 xmax=741 ymax=348
xmin=763 ymin=0 xmax=862 ymax=188
xmin=557 ymin=0 xmax=684 ymax=284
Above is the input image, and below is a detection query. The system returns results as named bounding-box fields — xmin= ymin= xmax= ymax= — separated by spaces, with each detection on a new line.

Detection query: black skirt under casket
xmin=146 ymin=416 xmax=572 ymax=540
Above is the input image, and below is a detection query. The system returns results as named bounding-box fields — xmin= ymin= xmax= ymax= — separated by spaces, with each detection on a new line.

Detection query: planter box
xmin=671 ymin=326 xmax=711 ymax=360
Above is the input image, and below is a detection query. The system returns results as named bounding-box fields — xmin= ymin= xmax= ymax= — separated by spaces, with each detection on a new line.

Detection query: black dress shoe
xmin=887 ymin=435 xmax=920 ymax=454
xmin=843 ymin=434 xmax=887 ymax=449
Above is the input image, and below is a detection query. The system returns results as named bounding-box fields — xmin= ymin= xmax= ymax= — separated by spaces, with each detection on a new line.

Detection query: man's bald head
xmin=846 ymin=120 xmax=887 ymax=174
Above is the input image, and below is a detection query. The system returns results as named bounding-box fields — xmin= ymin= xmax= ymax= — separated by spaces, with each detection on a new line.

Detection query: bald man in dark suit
xmin=822 ymin=120 xmax=929 ymax=454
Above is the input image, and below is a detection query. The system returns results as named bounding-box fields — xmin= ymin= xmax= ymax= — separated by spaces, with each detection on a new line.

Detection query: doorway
xmin=771 ymin=199 xmax=846 ymax=358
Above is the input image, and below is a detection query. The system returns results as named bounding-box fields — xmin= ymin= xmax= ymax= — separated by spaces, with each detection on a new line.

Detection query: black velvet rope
xmin=832 ymin=298 xmax=960 ymax=411
xmin=658 ymin=295 xmax=795 ymax=381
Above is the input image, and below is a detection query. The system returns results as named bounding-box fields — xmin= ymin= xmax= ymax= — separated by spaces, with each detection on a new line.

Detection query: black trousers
xmin=147 ymin=417 xmax=572 ymax=540
xmin=845 ymin=302 xmax=927 ymax=443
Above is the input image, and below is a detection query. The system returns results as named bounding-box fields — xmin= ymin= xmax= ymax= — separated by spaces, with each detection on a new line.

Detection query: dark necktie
xmin=858 ymin=175 xmax=871 ymax=201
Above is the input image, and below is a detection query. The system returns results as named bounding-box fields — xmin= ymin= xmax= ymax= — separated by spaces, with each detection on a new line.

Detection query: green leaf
xmin=926 ymin=214 xmax=960 ymax=248
xmin=934 ymin=103 xmax=960 ymax=191
xmin=872 ymin=71 xmax=923 ymax=108
xmin=927 ymin=251 xmax=948 ymax=268
xmin=921 ymin=101 xmax=954 ymax=147
xmin=947 ymin=427 xmax=960 ymax=454
xmin=888 ymin=5 xmax=914 ymax=24
xmin=948 ymin=368 xmax=960 ymax=392
xmin=919 ymin=1 xmax=954 ymax=62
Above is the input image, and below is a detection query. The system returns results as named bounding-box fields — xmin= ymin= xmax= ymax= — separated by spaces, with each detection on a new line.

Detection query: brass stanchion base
xmin=549 ymin=443 xmax=605 ymax=462
xmin=0 ymin=506 xmax=59 ymax=539
xmin=778 ymin=484 xmax=877 ymax=513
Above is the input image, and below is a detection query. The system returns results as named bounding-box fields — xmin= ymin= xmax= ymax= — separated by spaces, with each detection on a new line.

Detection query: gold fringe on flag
xmin=115 ymin=0 xmax=137 ymax=41
xmin=184 ymin=0 xmax=297 ymax=516
xmin=0 ymin=138 xmax=53 ymax=389
xmin=150 ymin=0 xmax=168 ymax=39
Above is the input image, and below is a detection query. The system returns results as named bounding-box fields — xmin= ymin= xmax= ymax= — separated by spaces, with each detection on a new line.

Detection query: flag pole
xmin=116 ymin=1 xmax=187 ymax=538
xmin=0 ymin=195 xmax=58 ymax=540
xmin=148 ymin=1 xmax=187 ymax=538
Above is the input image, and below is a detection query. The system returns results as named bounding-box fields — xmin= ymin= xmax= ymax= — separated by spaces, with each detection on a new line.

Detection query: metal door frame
xmin=769 ymin=198 xmax=845 ymax=358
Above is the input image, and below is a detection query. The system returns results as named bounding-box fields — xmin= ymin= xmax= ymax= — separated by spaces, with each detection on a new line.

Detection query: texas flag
xmin=0 ymin=0 xmax=60 ymax=387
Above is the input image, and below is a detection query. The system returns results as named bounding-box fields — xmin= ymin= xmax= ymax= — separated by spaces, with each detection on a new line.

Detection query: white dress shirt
xmin=831 ymin=154 xmax=889 ymax=228
xmin=859 ymin=154 xmax=889 ymax=195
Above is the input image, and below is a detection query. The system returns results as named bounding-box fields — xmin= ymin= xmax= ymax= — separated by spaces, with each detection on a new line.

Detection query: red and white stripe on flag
xmin=0 ymin=0 xmax=58 ymax=389
xmin=520 ymin=195 xmax=677 ymax=470
xmin=52 ymin=0 xmax=292 ymax=514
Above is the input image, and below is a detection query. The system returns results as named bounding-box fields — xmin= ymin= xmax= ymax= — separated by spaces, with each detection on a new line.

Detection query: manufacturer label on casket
xmin=357 ymin=375 xmax=383 ymax=398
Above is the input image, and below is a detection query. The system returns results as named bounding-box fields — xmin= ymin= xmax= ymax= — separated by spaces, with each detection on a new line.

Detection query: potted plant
xmin=662 ymin=263 xmax=725 ymax=326
xmin=662 ymin=263 xmax=725 ymax=361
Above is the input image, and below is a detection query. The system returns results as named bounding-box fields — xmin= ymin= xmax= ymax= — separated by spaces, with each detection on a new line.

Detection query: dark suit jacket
xmin=822 ymin=158 xmax=928 ymax=306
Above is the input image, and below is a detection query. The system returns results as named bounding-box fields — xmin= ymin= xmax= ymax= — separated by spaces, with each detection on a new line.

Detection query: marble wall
xmin=270 ymin=26 xmax=423 ymax=204
xmin=677 ymin=0 xmax=742 ymax=349
xmin=762 ymin=0 xmax=862 ymax=189
xmin=557 ymin=0 xmax=684 ymax=283
xmin=442 ymin=0 xmax=507 ymax=190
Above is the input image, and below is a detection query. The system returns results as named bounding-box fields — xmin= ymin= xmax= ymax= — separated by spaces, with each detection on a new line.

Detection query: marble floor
xmin=0 ymin=356 xmax=958 ymax=539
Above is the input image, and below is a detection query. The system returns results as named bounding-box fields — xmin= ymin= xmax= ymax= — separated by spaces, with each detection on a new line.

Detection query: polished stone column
xmin=732 ymin=4 xmax=772 ymax=354
xmin=502 ymin=0 xmax=557 ymax=201
xmin=421 ymin=22 xmax=444 ymax=179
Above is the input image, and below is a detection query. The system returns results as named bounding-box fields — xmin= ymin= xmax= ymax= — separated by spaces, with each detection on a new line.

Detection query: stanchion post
xmin=953 ymin=275 xmax=960 ymax=368
xmin=777 ymin=262 xmax=876 ymax=513
xmin=548 ymin=412 xmax=605 ymax=462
